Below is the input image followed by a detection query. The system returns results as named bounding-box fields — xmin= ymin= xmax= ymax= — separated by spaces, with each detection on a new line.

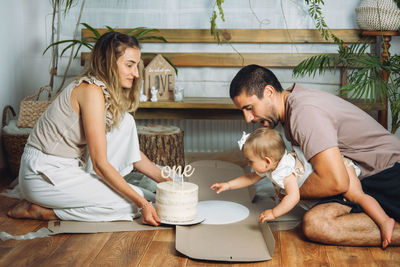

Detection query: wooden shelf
xmin=82 ymin=29 xmax=372 ymax=44
xmin=135 ymin=97 xmax=242 ymax=120
xmin=138 ymin=97 xmax=235 ymax=109
xmin=361 ymin=30 xmax=400 ymax=37
xmin=82 ymin=28 xmax=386 ymax=125
xmin=133 ymin=97 xmax=385 ymax=120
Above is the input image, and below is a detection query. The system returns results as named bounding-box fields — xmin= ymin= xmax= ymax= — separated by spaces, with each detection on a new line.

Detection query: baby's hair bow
xmin=238 ymin=131 xmax=250 ymax=150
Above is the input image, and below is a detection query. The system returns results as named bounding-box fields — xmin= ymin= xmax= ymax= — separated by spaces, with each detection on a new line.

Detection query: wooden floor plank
xmin=0 ymin=193 xmax=18 ymax=213
xmin=90 ymin=230 xmax=156 ymax=266
xmin=263 ymin=231 xmax=282 ymax=267
xmin=369 ymin=246 xmax=400 ymax=267
xmin=280 ymin=226 xmax=330 ymax=266
xmin=325 ymin=245 xmax=379 ymax=267
xmin=0 ymin=234 xmax=70 ymax=266
xmin=186 ymin=260 xmax=234 ymax=266
xmin=40 ymin=232 xmax=113 ymax=266
xmin=139 ymin=239 xmax=187 ymax=267
xmin=153 ymin=228 xmax=175 ymax=242
xmin=1 ymin=171 xmax=400 ymax=266
xmin=0 ymin=218 xmax=46 ymax=250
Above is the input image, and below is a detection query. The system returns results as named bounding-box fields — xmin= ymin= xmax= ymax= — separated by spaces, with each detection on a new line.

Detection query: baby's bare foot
xmin=381 ymin=218 xmax=395 ymax=249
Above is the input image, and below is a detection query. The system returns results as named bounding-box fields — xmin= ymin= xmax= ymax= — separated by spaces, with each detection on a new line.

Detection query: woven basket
xmin=356 ymin=0 xmax=400 ymax=31
xmin=2 ymin=106 xmax=29 ymax=177
xmin=17 ymin=86 xmax=52 ymax=128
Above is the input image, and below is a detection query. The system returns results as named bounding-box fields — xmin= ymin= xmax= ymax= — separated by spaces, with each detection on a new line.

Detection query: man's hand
xmin=210 ymin=182 xmax=230 ymax=194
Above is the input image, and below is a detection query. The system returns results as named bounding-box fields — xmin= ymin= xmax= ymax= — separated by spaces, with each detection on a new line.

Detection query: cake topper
xmin=161 ymin=164 xmax=195 ymax=183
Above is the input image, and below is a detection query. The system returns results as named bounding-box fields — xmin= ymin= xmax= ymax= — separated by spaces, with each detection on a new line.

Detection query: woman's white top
xmin=27 ymin=76 xmax=141 ymax=170
xmin=28 ymin=77 xmax=105 ymax=158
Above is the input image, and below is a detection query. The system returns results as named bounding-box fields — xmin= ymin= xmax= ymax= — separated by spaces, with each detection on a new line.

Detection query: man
xmin=230 ymin=64 xmax=400 ymax=246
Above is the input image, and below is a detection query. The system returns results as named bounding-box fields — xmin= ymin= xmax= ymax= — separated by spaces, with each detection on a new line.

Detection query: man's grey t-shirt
xmin=283 ymin=83 xmax=400 ymax=179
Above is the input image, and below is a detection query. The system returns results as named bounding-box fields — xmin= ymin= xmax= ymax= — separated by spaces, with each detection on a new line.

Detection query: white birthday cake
xmin=155 ymin=181 xmax=198 ymax=223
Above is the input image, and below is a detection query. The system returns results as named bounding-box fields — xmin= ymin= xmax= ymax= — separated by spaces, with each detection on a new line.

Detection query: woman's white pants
xmin=18 ymin=114 xmax=144 ymax=221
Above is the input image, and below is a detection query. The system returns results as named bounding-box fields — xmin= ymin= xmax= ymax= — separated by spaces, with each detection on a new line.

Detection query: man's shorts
xmin=315 ymin=162 xmax=400 ymax=221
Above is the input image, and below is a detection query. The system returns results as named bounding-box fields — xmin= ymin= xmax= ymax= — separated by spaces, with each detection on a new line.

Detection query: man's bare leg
xmin=8 ymin=200 xmax=59 ymax=220
xmin=302 ymin=202 xmax=400 ymax=246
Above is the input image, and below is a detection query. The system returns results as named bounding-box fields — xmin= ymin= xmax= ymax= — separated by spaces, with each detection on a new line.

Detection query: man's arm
xmin=299 ymin=146 xmax=350 ymax=198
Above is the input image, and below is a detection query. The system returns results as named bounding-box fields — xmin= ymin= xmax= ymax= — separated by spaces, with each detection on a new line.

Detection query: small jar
xmin=174 ymin=85 xmax=184 ymax=102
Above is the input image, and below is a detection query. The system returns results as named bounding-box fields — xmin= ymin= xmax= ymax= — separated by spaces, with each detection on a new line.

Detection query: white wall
xmin=0 ymin=0 xmax=25 ymax=168
xmin=1 ymin=0 xmax=399 ymax=166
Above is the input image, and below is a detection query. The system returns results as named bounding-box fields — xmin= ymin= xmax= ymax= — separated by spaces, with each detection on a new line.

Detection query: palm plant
xmin=44 ymin=23 xmax=169 ymax=93
xmin=293 ymin=42 xmax=400 ymax=134
xmin=44 ymin=24 xmax=167 ymax=59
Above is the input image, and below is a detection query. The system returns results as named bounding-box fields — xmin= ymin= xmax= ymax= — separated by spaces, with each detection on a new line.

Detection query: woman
xmin=8 ymin=32 xmax=168 ymax=226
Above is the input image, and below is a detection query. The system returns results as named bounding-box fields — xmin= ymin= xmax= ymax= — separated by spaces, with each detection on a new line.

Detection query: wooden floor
xmin=1 ymin=154 xmax=400 ymax=266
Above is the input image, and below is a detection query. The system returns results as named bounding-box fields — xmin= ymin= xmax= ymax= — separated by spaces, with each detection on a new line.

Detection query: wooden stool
xmin=137 ymin=124 xmax=185 ymax=167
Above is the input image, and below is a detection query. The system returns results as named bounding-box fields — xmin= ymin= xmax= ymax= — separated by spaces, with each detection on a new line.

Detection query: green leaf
xmin=163 ymin=56 xmax=178 ymax=75
xmin=81 ymin=23 xmax=101 ymax=39
xmin=124 ymin=27 xmax=147 ymax=35
xmin=43 ymin=39 xmax=81 ymax=55
xmin=138 ymin=36 xmax=167 ymax=42
xmin=135 ymin=28 xmax=161 ymax=38
xmin=105 ymin=25 xmax=115 ymax=32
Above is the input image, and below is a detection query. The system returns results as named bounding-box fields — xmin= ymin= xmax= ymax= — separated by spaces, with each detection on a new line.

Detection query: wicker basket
xmin=2 ymin=106 xmax=29 ymax=177
xmin=356 ymin=0 xmax=400 ymax=31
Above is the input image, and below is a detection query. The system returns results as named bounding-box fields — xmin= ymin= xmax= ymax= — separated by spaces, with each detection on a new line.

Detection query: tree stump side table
xmin=137 ymin=124 xmax=185 ymax=167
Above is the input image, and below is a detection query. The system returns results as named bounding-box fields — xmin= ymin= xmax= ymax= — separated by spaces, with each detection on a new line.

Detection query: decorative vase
xmin=356 ymin=0 xmax=400 ymax=31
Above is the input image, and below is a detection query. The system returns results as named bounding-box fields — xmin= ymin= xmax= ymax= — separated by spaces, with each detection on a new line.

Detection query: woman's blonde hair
xmin=243 ymin=128 xmax=286 ymax=162
xmin=81 ymin=31 xmax=143 ymax=129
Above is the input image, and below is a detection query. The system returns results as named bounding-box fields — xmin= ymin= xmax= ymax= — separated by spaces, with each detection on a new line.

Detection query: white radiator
xmin=136 ymin=119 xmax=259 ymax=153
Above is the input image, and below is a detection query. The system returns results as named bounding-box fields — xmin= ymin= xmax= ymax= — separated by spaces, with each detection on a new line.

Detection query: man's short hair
xmin=230 ymin=64 xmax=283 ymax=99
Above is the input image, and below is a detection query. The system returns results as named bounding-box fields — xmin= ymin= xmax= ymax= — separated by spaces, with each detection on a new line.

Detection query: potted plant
xmin=292 ymin=0 xmax=400 ymax=134
xmin=292 ymin=41 xmax=400 ymax=134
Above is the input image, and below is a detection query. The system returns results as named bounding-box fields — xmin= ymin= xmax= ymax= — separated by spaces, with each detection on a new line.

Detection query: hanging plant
xmin=210 ymin=0 xmax=225 ymax=43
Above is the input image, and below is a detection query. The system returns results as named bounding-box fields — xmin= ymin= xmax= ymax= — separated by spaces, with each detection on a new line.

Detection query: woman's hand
xmin=134 ymin=152 xmax=173 ymax=183
xmin=210 ymin=182 xmax=230 ymax=194
xmin=140 ymin=202 xmax=161 ymax=226
xmin=162 ymin=176 xmax=173 ymax=182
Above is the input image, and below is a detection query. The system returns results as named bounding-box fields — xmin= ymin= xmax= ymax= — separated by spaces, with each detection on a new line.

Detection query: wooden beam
xmin=82 ymin=29 xmax=374 ymax=44
xmin=81 ymin=52 xmax=338 ymax=68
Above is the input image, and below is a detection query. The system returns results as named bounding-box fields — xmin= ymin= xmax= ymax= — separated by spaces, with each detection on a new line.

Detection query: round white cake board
xmin=198 ymin=200 xmax=249 ymax=225
xmin=160 ymin=213 xmax=205 ymax=226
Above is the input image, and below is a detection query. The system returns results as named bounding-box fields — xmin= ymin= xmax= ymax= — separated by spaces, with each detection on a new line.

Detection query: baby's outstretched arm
xmin=211 ymin=172 xmax=263 ymax=194
xmin=259 ymin=173 xmax=300 ymax=223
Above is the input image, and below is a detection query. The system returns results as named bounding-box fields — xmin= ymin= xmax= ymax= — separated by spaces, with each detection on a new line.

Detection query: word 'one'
xmin=161 ymin=164 xmax=195 ymax=179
